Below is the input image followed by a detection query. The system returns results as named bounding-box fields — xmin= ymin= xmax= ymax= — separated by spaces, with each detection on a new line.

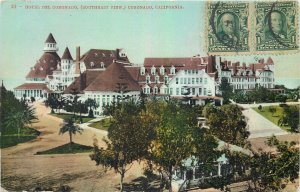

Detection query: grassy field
xmin=253 ymin=105 xmax=292 ymax=132
xmin=51 ymin=113 xmax=94 ymax=123
xmin=36 ymin=142 xmax=93 ymax=155
xmin=1 ymin=127 xmax=40 ymax=148
xmin=89 ymin=118 xmax=111 ymax=131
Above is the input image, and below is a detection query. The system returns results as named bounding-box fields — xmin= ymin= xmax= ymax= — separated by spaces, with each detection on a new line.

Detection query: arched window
xmin=140 ymin=67 xmax=145 ymax=75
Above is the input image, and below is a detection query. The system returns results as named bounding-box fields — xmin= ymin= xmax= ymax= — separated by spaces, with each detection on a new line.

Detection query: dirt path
xmin=1 ymin=102 xmax=144 ymax=192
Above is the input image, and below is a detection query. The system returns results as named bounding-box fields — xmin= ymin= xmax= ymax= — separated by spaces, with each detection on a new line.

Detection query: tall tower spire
xmin=43 ymin=33 xmax=58 ymax=52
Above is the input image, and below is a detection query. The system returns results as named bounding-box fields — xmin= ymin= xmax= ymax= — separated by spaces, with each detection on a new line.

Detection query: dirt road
xmin=1 ymin=102 xmax=144 ymax=192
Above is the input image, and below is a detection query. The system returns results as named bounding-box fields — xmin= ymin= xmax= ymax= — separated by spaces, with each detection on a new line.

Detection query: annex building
xmin=14 ymin=33 xmax=276 ymax=114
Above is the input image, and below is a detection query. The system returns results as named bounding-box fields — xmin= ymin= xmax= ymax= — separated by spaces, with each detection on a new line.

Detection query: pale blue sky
xmin=0 ymin=1 xmax=299 ymax=89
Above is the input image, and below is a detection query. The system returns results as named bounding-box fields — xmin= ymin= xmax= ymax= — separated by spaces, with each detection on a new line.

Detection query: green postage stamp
xmin=255 ymin=1 xmax=298 ymax=52
xmin=206 ymin=1 xmax=299 ymax=55
xmin=206 ymin=2 xmax=250 ymax=54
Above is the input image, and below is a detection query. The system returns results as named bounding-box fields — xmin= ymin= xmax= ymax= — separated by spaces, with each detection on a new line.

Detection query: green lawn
xmin=1 ymin=127 xmax=40 ymax=148
xmin=36 ymin=142 xmax=93 ymax=155
xmin=253 ymin=105 xmax=292 ymax=132
xmin=89 ymin=118 xmax=111 ymax=131
xmin=51 ymin=113 xmax=94 ymax=123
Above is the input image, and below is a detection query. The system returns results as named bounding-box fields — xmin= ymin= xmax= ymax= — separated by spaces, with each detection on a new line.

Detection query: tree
xmin=146 ymin=101 xmax=219 ymax=192
xmin=85 ymin=98 xmax=98 ymax=118
xmin=278 ymin=105 xmax=299 ymax=132
xmin=219 ymin=78 xmax=233 ymax=104
xmin=59 ymin=118 xmax=83 ymax=150
xmin=258 ymin=105 xmax=262 ymax=111
xmin=45 ymin=95 xmax=58 ymax=113
xmin=90 ymin=101 xmax=156 ymax=192
xmin=220 ymin=135 xmax=299 ymax=192
xmin=2 ymin=90 xmax=37 ymax=137
xmin=247 ymin=136 xmax=299 ymax=191
xmin=204 ymin=104 xmax=249 ymax=146
xmin=275 ymin=94 xmax=287 ymax=103
xmin=268 ymin=106 xmax=276 ymax=117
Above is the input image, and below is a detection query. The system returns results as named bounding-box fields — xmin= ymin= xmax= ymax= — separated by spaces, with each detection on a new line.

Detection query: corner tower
xmin=43 ymin=33 xmax=58 ymax=52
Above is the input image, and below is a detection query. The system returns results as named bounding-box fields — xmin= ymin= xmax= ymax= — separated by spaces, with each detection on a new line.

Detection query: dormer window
xmin=102 ymin=53 xmax=106 ymax=57
xmin=100 ymin=62 xmax=105 ymax=68
xmin=90 ymin=62 xmax=95 ymax=67
xmin=151 ymin=66 xmax=156 ymax=75
xmin=170 ymin=66 xmax=176 ymax=75
xmin=164 ymin=76 xmax=169 ymax=84
xmin=146 ymin=75 xmax=150 ymax=84
xmin=140 ymin=67 xmax=145 ymax=75
xmin=95 ymin=53 xmax=98 ymax=57
xmin=160 ymin=66 xmax=165 ymax=75
xmin=110 ymin=53 xmax=113 ymax=57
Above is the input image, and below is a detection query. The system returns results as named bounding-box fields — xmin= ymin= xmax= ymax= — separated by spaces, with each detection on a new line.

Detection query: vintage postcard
xmin=1 ymin=1 xmax=299 ymax=192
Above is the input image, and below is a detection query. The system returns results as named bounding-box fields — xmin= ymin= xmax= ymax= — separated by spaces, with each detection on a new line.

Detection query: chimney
xmin=76 ymin=46 xmax=80 ymax=62
xmin=75 ymin=46 xmax=81 ymax=74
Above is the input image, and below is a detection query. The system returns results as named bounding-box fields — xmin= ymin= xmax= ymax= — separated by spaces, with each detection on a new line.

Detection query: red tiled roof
xmin=61 ymin=47 xmax=73 ymax=60
xmin=84 ymin=62 xmax=140 ymax=92
xmin=14 ymin=83 xmax=51 ymax=92
xmin=144 ymin=57 xmax=202 ymax=67
xmin=45 ymin=33 xmax=56 ymax=43
xmin=80 ymin=49 xmax=130 ymax=70
xmin=26 ymin=52 xmax=61 ymax=78
xmin=64 ymin=71 xmax=101 ymax=94
xmin=125 ymin=66 xmax=140 ymax=82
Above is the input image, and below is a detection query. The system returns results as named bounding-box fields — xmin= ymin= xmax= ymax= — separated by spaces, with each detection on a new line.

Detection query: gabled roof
xmin=26 ymin=52 xmax=61 ymax=78
xmin=80 ymin=49 xmax=130 ymax=70
xmin=84 ymin=62 xmax=140 ymax=92
xmin=61 ymin=47 xmax=73 ymax=60
xmin=45 ymin=33 xmax=56 ymax=43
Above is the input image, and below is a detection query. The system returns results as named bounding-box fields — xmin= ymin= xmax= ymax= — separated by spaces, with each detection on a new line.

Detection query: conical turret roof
xmin=62 ymin=47 xmax=73 ymax=60
xmin=45 ymin=33 xmax=56 ymax=43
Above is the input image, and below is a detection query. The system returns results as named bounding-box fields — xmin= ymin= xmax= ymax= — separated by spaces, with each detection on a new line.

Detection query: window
xmin=170 ymin=88 xmax=173 ymax=95
xmin=175 ymin=78 xmax=179 ymax=84
xmin=192 ymin=88 xmax=195 ymax=95
xmin=188 ymin=78 xmax=191 ymax=84
xmin=154 ymin=86 xmax=158 ymax=94
xmin=140 ymin=67 xmax=145 ymax=75
xmin=204 ymin=78 xmax=207 ymax=84
xmin=146 ymin=75 xmax=150 ymax=84
xmin=160 ymin=66 xmax=165 ymax=75
xmin=176 ymin=88 xmax=179 ymax=95
xmin=192 ymin=78 xmax=195 ymax=84
xmin=199 ymin=88 xmax=202 ymax=95
xmin=164 ymin=76 xmax=169 ymax=84
xmin=170 ymin=66 xmax=176 ymax=74
xmin=151 ymin=66 xmax=156 ymax=75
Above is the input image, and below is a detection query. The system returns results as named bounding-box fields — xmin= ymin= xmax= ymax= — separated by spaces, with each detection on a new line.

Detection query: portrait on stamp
xmin=207 ymin=2 xmax=250 ymax=54
xmin=217 ymin=12 xmax=239 ymax=45
xmin=264 ymin=11 xmax=287 ymax=40
xmin=255 ymin=1 xmax=298 ymax=52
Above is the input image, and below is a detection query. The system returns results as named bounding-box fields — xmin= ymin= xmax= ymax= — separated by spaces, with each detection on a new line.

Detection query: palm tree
xmin=4 ymin=101 xmax=37 ymax=138
xmin=59 ymin=118 xmax=83 ymax=149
